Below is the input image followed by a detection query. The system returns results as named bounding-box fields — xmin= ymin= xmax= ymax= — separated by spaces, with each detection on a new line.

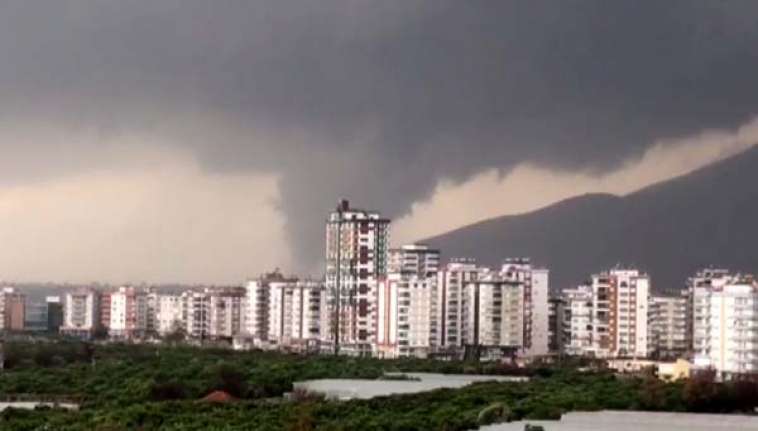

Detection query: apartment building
xmin=376 ymin=244 xmax=440 ymax=358
xmin=154 ymin=294 xmax=183 ymax=335
xmin=648 ymin=293 xmax=689 ymax=359
xmin=182 ymin=290 xmax=210 ymax=339
xmin=376 ymin=272 xmax=436 ymax=358
xmin=388 ymin=244 xmax=440 ymax=277
xmin=501 ymin=259 xmax=550 ymax=356
xmin=435 ymin=259 xmax=484 ymax=349
xmin=463 ymin=272 xmax=524 ymax=349
xmin=325 ymin=199 xmax=390 ymax=356
xmin=100 ymin=290 xmax=112 ymax=332
xmin=564 ymin=268 xmax=650 ymax=358
xmin=246 ymin=271 xmax=294 ymax=344
xmin=268 ymin=279 xmax=326 ymax=350
xmin=110 ymin=286 xmax=150 ymax=339
xmin=564 ymin=284 xmax=594 ymax=355
xmin=692 ymin=271 xmax=758 ymax=377
xmin=208 ymin=287 xmax=245 ymax=339
xmin=60 ymin=288 xmax=100 ymax=338
xmin=548 ymin=297 xmax=568 ymax=354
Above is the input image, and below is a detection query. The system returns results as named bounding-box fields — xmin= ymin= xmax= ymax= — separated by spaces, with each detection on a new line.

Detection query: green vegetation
xmin=0 ymin=342 xmax=756 ymax=430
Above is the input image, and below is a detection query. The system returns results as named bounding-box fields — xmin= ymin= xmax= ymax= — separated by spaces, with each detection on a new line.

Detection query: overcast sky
xmin=1 ymin=1 xmax=757 ymax=284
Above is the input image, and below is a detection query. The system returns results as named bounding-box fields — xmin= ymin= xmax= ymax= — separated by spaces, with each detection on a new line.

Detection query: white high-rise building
xmin=109 ymin=286 xmax=150 ymax=339
xmin=182 ymin=290 xmax=210 ymax=339
xmin=376 ymin=244 xmax=440 ymax=358
xmin=208 ymin=287 xmax=245 ymax=339
xmin=245 ymin=271 xmax=294 ymax=344
xmin=692 ymin=271 xmax=758 ymax=377
xmin=564 ymin=268 xmax=650 ymax=358
xmin=61 ymin=288 xmax=100 ymax=338
xmin=463 ymin=273 xmax=524 ymax=348
xmin=155 ymin=294 xmax=184 ymax=335
xmin=376 ymin=272 xmax=436 ymax=358
xmin=564 ymin=284 xmax=594 ymax=355
xmin=435 ymin=259 xmax=484 ymax=349
xmin=325 ymin=200 xmax=390 ymax=356
xmin=388 ymin=244 xmax=440 ymax=277
xmin=268 ymin=279 xmax=326 ymax=350
xmin=500 ymin=259 xmax=550 ymax=356
xmin=611 ymin=269 xmax=650 ymax=358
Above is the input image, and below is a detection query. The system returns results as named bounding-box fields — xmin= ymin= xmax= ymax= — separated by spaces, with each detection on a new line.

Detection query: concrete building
xmin=99 ymin=290 xmax=112 ymax=332
xmin=435 ymin=259 xmax=484 ymax=350
xmin=0 ymin=287 xmax=26 ymax=331
xmin=46 ymin=296 xmax=63 ymax=333
xmin=376 ymin=244 xmax=440 ymax=358
xmin=564 ymin=284 xmax=594 ymax=356
xmin=109 ymin=286 xmax=150 ymax=339
xmin=24 ymin=300 xmax=48 ymax=332
xmin=268 ymin=280 xmax=325 ymax=351
xmin=388 ymin=244 xmax=440 ymax=277
xmin=463 ymin=272 xmax=524 ymax=349
xmin=208 ymin=287 xmax=245 ymax=339
xmin=648 ymin=293 xmax=689 ymax=359
xmin=245 ymin=271 xmax=295 ymax=344
xmin=154 ymin=294 xmax=184 ymax=335
xmin=501 ymin=259 xmax=550 ymax=356
xmin=376 ymin=272 xmax=436 ymax=358
xmin=692 ymin=271 xmax=758 ymax=377
xmin=60 ymin=288 xmax=100 ymax=338
xmin=182 ymin=290 xmax=210 ymax=339
xmin=564 ymin=268 xmax=650 ymax=358
xmin=325 ymin=199 xmax=390 ymax=356
xmin=611 ymin=269 xmax=650 ymax=358
xmin=548 ymin=296 xmax=567 ymax=354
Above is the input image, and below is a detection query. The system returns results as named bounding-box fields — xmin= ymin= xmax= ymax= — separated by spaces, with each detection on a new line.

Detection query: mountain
xmin=424 ymin=145 xmax=758 ymax=292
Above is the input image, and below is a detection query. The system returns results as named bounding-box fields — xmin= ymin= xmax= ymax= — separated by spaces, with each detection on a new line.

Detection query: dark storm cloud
xmin=1 ymin=1 xmax=757 ymax=271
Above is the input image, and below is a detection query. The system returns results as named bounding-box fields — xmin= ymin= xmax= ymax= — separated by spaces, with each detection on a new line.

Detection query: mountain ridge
xmin=424 ymin=145 xmax=758 ymax=292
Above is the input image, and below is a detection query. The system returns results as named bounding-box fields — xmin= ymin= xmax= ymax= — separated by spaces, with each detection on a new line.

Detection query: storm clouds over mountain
xmin=0 ymin=2 xmax=757 ymax=281
xmin=425 ymin=145 xmax=758 ymax=292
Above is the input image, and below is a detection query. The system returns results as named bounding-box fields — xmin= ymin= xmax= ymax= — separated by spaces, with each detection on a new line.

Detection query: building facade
xmin=325 ymin=200 xmax=390 ymax=356
xmin=61 ymin=288 xmax=100 ymax=338
xmin=648 ymin=293 xmax=689 ymax=359
xmin=691 ymin=271 xmax=758 ymax=377
xmin=564 ymin=268 xmax=650 ymax=358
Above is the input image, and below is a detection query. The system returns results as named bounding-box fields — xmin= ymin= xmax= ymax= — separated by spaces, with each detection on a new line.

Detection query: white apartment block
xmin=376 ymin=244 xmax=440 ymax=358
xmin=648 ymin=293 xmax=689 ymax=359
xmin=325 ymin=200 xmax=390 ymax=356
xmin=109 ymin=286 xmax=150 ymax=339
xmin=501 ymin=259 xmax=550 ymax=356
xmin=463 ymin=273 xmax=524 ymax=348
xmin=436 ymin=259 xmax=484 ymax=349
xmin=209 ymin=287 xmax=245 ymax=339
xmin=182 ymin=290 xmax=210 ymax=339
xmin=155 ymin=294 xmax=184 ymax=335
xmin=692 ymin=270 xmax=758 ymax=377
xmin=61 ymin=289 xmax=100 ymax=338
xmin=376 ymin=272 xmax=436 ymax=358
xmin=388 ymin=244 xmax=440 ymax=277
xmin=245 ymin=271 xmax=293 ymax=344
xmin=564 ymin=284 xmax=594 ymax=355
xmin=612 ymin=269 xmax=650 ymax=358
xmin=565 ymin=268 xmax=650 ymax=358
xmin=268 ymin=280 xmax=326 ymax=350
